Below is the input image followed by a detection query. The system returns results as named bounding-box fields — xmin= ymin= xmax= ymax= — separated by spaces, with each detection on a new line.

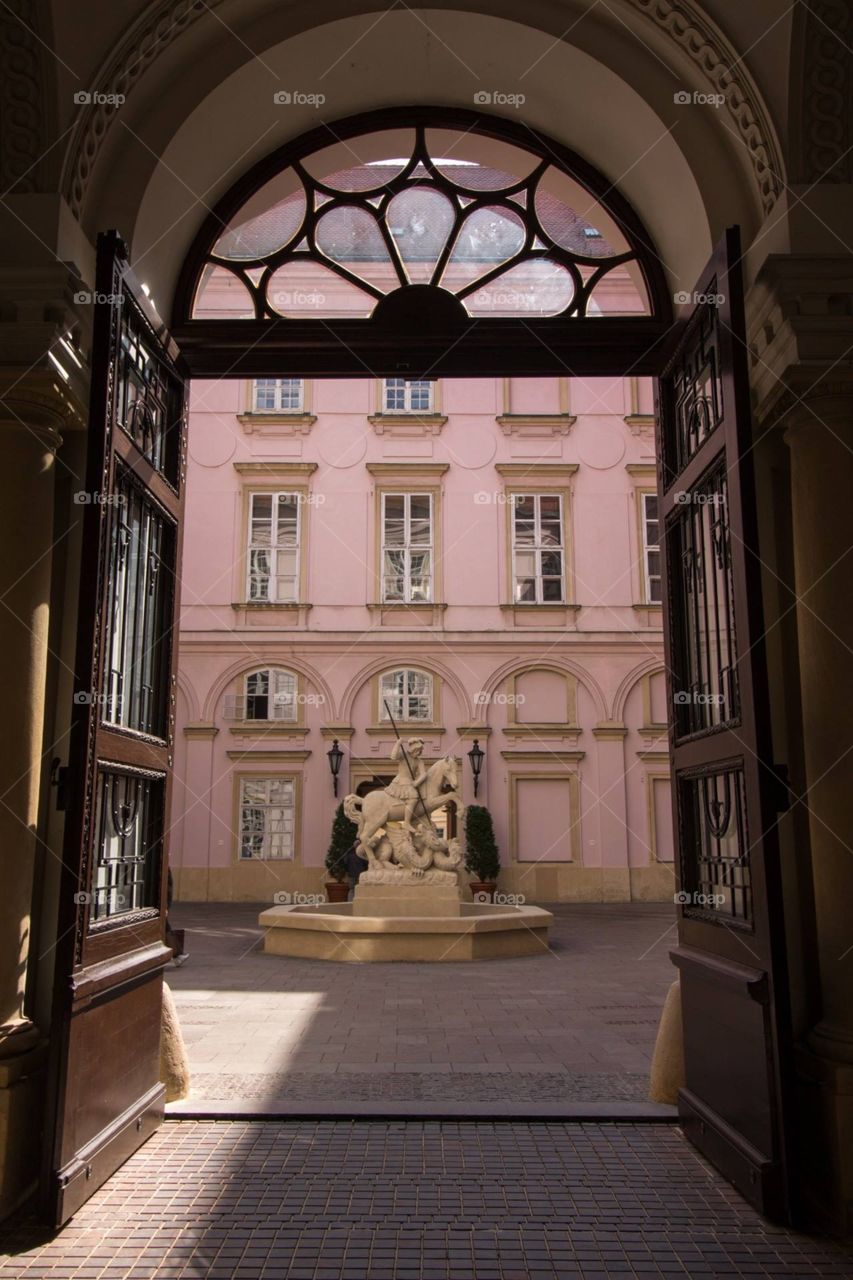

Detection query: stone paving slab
xmin=167 ymin=903 xmax=678 ymax=1107
xmin=2 ymin=1121 xmax=851 ymax=1278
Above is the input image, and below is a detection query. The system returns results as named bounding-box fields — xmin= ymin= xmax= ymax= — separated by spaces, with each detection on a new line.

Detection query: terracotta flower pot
xmin=470 ymin=880 xmax=497 ymax=903
xmin=325 ymin=881 xmax=349 ymax=903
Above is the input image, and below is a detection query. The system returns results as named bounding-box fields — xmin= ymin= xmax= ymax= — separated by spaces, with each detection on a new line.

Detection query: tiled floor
xmin=3 ymin=1121 xmax=851 ymax=1278
xmin=168 ymin=902 xmax=678 ymax=1105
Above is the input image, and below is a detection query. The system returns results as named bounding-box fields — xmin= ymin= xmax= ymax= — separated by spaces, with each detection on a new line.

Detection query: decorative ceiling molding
xmin=630 ymin=0 xmax=784 ymax=213
xmin=797 ymin=0 xmax=853 ymax=183
xmin=60 ymin=0 xmax=784 ymax=221
xmin=1 ymin=0 xmax=47 ymax=194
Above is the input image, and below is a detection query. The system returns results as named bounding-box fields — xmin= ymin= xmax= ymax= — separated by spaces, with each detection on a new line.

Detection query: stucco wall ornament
xmin=798 ymin=0 xmax=853 ymax=183
xmin=1 ymin=0 xmax=47 ymax=194
xmin=60 ymin=0 xmax=784 ymax=222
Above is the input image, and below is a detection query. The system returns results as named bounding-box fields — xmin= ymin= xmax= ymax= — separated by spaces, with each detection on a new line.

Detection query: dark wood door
xmin=656 ymin=228 xmax=793 ymax=1219
xmin=43 ymin=232 xmax=188 ymax=1225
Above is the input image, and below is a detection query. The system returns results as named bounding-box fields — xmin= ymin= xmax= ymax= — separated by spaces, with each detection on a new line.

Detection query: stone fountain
xmin=260 ymin=738 xmax=553 ymax=962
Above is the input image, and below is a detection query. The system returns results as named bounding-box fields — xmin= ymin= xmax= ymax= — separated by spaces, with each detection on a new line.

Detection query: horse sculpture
xmin=343 ymin=755 xmax=464 ymax=864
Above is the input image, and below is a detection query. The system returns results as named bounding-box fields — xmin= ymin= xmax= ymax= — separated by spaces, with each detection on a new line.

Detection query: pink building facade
xmin=171 ymin=373 xmax=674 ymax=904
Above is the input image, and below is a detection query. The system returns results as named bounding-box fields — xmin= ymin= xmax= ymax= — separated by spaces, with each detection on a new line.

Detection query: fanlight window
xmin=191 ymin=125 xmax=652 ymax=322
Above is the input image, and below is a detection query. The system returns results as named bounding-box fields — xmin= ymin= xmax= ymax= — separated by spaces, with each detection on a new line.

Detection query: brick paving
xmin=2 ymin=1120 xmax=851 ymax=1278
xmin=168 ymin=903 xmax=676 ymax=1105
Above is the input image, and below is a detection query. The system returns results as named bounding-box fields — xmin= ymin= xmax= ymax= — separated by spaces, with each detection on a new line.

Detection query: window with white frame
xmin=641 ymin=492 xmax=661 ymax=603
xmin=383 ymin=378 xmax=433 ymax=412
xmin=252 ymin=378 xmax=304 ymax=412
xmin=247 ymin=492 xmax=300 ymax=602
xmin=239 ymin=776 xmax=296 ymax=859
xmin=511 ymin=494 xmax=565 ymax=603
xmin=244 ymin=668 xmax=297 ymax=721
xmin=379 ymin=669 xmax=433 ymax=722
xmin=381 ymin=492 xmax=433 ymax=602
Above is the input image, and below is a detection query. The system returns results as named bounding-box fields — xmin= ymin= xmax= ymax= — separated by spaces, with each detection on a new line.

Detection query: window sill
xmin=227 ymin=723 xmax=309 ymax=738
xmin=503 ymin=724 xmax=582 ymax=743
xmin=368 ymin=413 xmax=447 ymax=437
xmin=496 ymin=413 xmax=576 ymax=438
xmin=237 ymin=412 xmax=316 ymax=436
xmin=500 ymin=603 xmax=580 ymax=628
xmin=231 ymin=601 xmax=312 ymax=627
xmin=367 ymin=602 xmax=447 ymax=627
xmin=365 ymin=724 xmax=447 ymax=737
xmin=632 ymin=602 xmax=663 ymax=626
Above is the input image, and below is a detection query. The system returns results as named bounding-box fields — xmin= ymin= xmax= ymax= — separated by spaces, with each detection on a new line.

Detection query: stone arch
xmin=50 ymin=4 xmax=788 ymax=315
xmin=200 ymin=654 xmax=336 ymax=722
xmin=339 ymin=655 xmax=472 ymax=725
xmin=59 ymin=0 xmax=785 ymax=243
xmin=611 ymin=657 xmax=668 ymax=723
xmin=175 ymin=668 xmax=200 ymax=723
xmin=476 ymin=655 xmax=608 ymax=725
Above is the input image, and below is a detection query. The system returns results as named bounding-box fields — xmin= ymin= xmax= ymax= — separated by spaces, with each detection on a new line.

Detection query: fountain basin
xmin=259 ymin=901 xmax=553 ymax=962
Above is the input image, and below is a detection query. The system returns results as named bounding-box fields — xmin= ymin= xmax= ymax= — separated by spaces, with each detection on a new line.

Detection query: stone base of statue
xmin=353 ymin=874 xmax=463 ymax=919
xmin=259 ymin=762 xmax=553 ymax=961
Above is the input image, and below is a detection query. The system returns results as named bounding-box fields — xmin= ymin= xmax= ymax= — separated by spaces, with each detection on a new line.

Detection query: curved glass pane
xmin=464 ymin=260 xmax=575 ymax=316
xmin=585 ymin=264 xmax=650 ymax=316
xmin=535 ymin=189 xmax=615 ymax=257
xmin=387 ymin=188 xmax=455 ymax=283
xmin=425 ymin=129 xmax=540 ymax=187
xmin=213 ymin=190 xmax=306 ymax=260
xmin=315 ymin=205 xmax=397 ymax=293
xmin=441 ymin=205 xmax=526 ymax=292
xmin=301 ymin=130 xmax=416 ymax=190
xmin=267 ymin=261 xmax=375 ymax=317
xmin=192 ymin=265 xmax=256 ymax=318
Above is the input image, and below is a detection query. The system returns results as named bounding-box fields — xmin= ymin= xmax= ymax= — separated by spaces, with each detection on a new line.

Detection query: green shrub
xmin=325 ymin=802 xmax=358 ymax=882
xmin=464 ymin=804 xmax=500 ymax=882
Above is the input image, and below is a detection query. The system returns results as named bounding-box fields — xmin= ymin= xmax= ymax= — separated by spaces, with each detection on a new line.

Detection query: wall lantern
xmin=467 ymin=739 xmax=485 ymax=797
xmin=327 ymin=739 xmax=344 ymax=796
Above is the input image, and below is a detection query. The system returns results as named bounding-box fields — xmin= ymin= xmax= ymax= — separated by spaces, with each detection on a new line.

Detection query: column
xmin=0 ymin=409 xmax=61 ymax=1214
xmin=785 ymin=393 xmax=853 ymax=1233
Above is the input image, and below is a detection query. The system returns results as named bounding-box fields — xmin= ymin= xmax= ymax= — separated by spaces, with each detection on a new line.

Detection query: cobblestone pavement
xmin=2 ymin=1121 xmax=851 ymax=1278
xmin=168 ymin=903 xmax=677 ymax=1105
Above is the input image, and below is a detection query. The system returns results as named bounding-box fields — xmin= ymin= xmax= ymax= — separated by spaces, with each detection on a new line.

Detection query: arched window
xmin=379 ymin=669 xmax=433 ymax=722
xmin=172 ymin=110 xmax=671 ymax=376
xmin=227 ymin=668 xmax=298 ymax=721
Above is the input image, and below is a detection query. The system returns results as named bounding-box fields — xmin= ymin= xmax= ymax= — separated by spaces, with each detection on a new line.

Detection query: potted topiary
xmin=464 ymin=804 xmax=500 ymax=901
xmin=325 ymin=802 xmax=358 ymax=902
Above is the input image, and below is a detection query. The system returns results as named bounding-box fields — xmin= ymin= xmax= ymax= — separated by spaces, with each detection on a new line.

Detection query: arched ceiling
xmin=14 ymin=0 xmax=794 ymax=306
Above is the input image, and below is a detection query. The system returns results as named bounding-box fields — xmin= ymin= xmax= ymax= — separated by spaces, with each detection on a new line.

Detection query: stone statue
xmin=343 ymin=748 xmax=465 ymax=885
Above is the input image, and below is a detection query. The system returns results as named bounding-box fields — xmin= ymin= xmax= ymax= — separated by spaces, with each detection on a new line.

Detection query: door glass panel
xmin=678 ymin=767 xmax=751 ymax=925
xmin=669 ymin=465 xmax=737 ymax=737
xmin=103 ymin=469 xmax=174 ymax=738
xmin=116 ymin=301 xmax=183 ymax=484
xmin=91 ymin=770 xmax=163 ymax=923
xmin=665 ymin=291 xmax=725 ymax=480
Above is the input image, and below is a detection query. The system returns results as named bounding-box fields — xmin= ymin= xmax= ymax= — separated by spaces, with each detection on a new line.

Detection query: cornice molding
xmin=59 ymin=0 xmax=784 ymax=220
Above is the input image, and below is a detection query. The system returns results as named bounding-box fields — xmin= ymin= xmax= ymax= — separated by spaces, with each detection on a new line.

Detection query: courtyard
xmin=167 ymin=903 xmax=677 ymax=1112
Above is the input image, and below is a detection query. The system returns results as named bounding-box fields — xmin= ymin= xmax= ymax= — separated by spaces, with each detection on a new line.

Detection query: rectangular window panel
xmin=512 ymin=493 xmax=565 ymax=604
xmin=91 ymin=770 xmax=164 ymax=922
xmin=103 ymin=468 xmax=175 ymax=738
xmin=239 ymin=776 xmax=296 ymax=859
xmin=244 ymin=669 xmax=297 ymax=721
xmin=678 ymin=767 xmax=751 ymax=924
xmin=253 ymin=378 xmax=304 ymax=412
xmin=247 ymin=492 xmax=301 ymax=602
xmin=115 ymin=301 xmax=183 ymax=485
xmin=669 ymin=465 xmax=738 ymax=737
xmin=641 ymin=492 xmax=662 ymax=603
xmin=381 ymin=493 xmax=433 ymax=603
xmin=383 ymin=378 xmax=433 ymax=412
xmin=665 ymin=292 xmax=724 ymax=480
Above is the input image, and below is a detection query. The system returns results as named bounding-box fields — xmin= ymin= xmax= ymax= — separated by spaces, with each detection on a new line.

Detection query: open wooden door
xmin=656 ymin=228 xmax=794 ymax=1220
xmin=43 ymin=232 xmax=187 ymax=1225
